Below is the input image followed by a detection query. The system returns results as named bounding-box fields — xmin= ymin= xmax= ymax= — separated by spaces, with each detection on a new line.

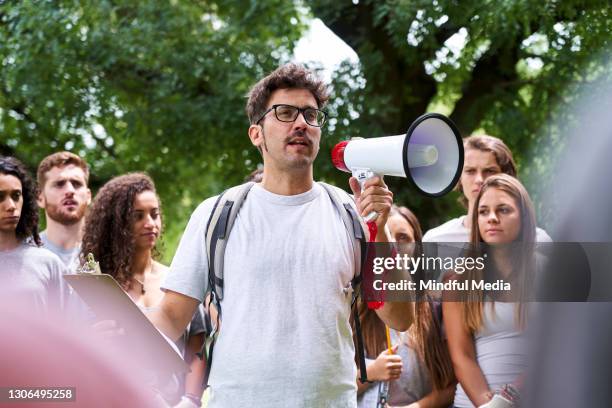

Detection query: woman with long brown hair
xmin=81 ymin=173 xmax=205 ymax=407
xmin=356 ymin=205 xmax=455 ymax=408
xmin=443 ymin=174 xmax=536 ymax=407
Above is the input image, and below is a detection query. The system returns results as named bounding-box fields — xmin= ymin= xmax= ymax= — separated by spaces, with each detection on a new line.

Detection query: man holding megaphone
xmin=150 ymin=63 xmax=413 ymax=408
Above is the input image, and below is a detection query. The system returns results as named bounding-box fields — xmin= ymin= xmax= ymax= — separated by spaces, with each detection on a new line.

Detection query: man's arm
xmin=152 ymin=198 xmax=217 ymax=341
xmin=350 ymin=175 xmax=414 ymax=331
xmin=374 ymin=231 xmax=414 ymax=331
xmin=147 ymin=290 xmax=199 ymax=342
xmin=183 ymin=333 xmax=206 ymax=404
xmin=373 ymin=302 xmax=413 ymax=332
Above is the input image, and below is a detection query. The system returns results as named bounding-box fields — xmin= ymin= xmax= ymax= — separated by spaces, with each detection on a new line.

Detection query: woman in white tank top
xmin=443 ymin=174 xmax=536 ymax=407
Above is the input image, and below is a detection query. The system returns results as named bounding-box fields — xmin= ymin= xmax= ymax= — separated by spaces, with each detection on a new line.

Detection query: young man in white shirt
xmin=152 ymin=64 xmax=413 ymax=407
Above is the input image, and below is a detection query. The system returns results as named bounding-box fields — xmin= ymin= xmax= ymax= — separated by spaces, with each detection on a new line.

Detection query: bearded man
xmin=37 ymin=151 xmax=93 ymax=321
xmin=37 ymin=151 xmax=91 ymax=267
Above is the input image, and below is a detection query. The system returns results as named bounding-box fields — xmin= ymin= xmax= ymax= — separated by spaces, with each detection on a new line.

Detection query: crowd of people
xmin=1 ymin=63 xmax=551 ymax=407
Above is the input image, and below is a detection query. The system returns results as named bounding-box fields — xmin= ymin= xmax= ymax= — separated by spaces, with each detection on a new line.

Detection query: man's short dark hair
xmin=246 ymin=63 xmax=329 ymax=125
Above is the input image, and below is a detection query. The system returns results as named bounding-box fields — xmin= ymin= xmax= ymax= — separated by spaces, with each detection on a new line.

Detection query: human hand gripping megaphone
xmin=332 ymin=113 xmax=464 ymax=222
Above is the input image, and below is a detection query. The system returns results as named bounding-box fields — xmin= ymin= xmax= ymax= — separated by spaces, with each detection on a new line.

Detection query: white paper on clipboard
xmin=63 ymin=273 xmax=189 ymax=375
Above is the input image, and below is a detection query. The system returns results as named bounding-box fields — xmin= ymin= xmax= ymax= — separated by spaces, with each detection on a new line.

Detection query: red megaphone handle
xmin=366 ymin=220 xmax=385 ymax=310
xmin=367 ymin=221 xmax=378 ymax=242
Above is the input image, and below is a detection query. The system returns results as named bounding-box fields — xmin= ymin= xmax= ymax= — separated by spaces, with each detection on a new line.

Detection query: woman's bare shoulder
xmin=150 ymin=261 xmax=169 ymax=279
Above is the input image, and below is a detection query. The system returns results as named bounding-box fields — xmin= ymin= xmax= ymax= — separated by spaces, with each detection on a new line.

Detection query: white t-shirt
xmin=423 ymin=215 xmax=553 ymax=243
xmin=162 ymin=183 xmax=358 ymax=408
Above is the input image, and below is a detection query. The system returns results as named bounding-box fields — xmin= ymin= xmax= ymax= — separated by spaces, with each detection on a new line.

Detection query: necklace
xmin=133 ymin=259 xmax=155 ymax=295
xmin=133 ymin=277 xmax=145 ymax=295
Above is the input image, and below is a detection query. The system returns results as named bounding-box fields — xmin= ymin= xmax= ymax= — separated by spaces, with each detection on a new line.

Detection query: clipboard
xmin=63 ymin=273 xmax=189 ymax=375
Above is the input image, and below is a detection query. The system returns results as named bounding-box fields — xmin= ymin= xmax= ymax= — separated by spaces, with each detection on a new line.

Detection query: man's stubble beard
xmin=261 ymin=128 xmax=319 ymax=171
xmin=45 ymin=202 xmax=87 ymax=226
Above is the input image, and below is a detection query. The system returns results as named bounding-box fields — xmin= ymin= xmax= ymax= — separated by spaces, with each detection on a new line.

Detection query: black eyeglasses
xmin=255 ymin=104 xmax=327 ymax=127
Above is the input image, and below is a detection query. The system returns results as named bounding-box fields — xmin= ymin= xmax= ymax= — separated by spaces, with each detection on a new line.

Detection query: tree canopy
xmin=310 ymin=0 xmax=611 ymax=227
xmin=0 ymin=0 xmax=305 ymax=255
xmin=1 ymin=1 xmax=610 ymax=257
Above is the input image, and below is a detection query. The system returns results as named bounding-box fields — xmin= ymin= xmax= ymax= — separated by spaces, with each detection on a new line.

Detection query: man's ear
xmin=248 ymin=124 xmax=263 ymax=149
xmin=86 ymin=188 xmax=92 ymax=206
xmin=36 ymin=190 xmax=45 ymax=209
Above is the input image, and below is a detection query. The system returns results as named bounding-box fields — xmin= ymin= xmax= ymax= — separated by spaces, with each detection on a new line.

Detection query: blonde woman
xmin=443 ymin=174 xmax=536 ymax=407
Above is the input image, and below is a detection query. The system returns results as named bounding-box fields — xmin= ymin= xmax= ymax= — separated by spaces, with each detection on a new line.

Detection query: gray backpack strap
xmin=201 ymin=182 xmax=255 ymax=388
xmin=319 ymin=182 xmax=372 ymax=384
xmin=204 ymin=182 xmax=255 ymax=302
xmin=318 ymin=182 xmax=369 ymax=289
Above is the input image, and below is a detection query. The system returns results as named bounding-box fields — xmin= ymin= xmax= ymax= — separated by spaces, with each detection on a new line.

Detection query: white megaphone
xmin=332 ymin=113 xmax=463 ymax=222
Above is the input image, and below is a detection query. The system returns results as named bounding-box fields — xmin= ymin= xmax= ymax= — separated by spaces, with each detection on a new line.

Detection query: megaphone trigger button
xmin=364 ymin=212 xmax=379 ymax=223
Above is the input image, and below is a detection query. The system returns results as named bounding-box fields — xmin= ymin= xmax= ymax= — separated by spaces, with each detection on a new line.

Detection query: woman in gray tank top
xmin=443 ymin=174 xmax=536 ymax=407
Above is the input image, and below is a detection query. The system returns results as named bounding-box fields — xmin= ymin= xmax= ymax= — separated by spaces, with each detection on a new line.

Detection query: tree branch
xmin=0 ymin=141 xmax=15 ymax=156
xmin=449 ymin=37 xmax=523 ymax=135
xmin=0 ymin=84 xmax=42 ymax=129
xmin=90 ymin=131 xmax=117 ymax=158
xmin=313 ymin=2 xmax=438 ymax=132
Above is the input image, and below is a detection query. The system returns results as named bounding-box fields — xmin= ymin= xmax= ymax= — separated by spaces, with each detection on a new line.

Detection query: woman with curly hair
xmin=81 ymin=173 xmax=205 ymax=407
xmin=0 ymin=156 xmax=65 ymax=312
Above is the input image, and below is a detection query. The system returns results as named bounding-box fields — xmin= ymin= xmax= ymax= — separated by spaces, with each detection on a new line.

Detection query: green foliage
xmin=310 ymin=0 xmax=612 ymax=230
xmin=0 ymin=0 xmax=305 ymax=260
xmin=1 ymin=0 xmax=611 ymax=257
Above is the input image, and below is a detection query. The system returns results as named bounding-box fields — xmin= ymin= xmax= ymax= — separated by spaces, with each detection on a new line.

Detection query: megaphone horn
xmin=332 ymin=113 xmax=464 ymax=199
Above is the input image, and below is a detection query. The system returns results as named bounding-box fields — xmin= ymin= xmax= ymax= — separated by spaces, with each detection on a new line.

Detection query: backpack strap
xmin=318 ymin=182 xmax=371 ymax=383
xmin=201 ymin=182 xmax=255 ymax=388
xmin=318 ymin=182 xmax=369 ymax=287
xmin=204 ymin=181 xmax=255 ymax=304
xmin=202 ymin=181 xmax=372 ymax=384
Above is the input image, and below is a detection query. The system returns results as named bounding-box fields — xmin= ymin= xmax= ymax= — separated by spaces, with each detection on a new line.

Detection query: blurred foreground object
xmin=0 ymin=299 xmax=164 ymax=407
xmin=525 ymin=54 xmax=612 ymax=407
